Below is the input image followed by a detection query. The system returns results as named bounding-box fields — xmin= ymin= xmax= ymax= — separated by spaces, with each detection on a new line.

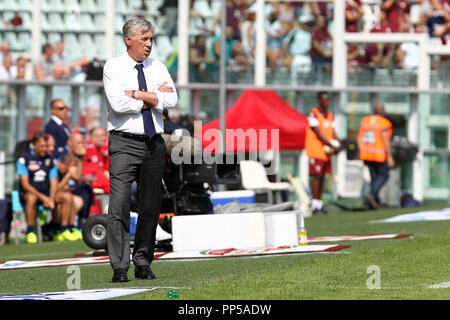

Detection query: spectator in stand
xmin=16 ymin=132 xmax=58 ymax=243
xmin=381 ymin=0 xmax=411 ymax=32
xmin=382 ymin=0 xmax=411 ymax=32
xmin=347 ymin=44 xmax=363 ymax=75
xmin=358 ymin=43 xmax=386 ymax=71
xmin=310 ymin=15 xmax=333 ymax=79
xmin=277 ymin=1 xmax=296 ymax=24
xmin=346 ymin=0 xmax=364 ymax=32
xmin=82 ymin=127 xmax=110 ymax=194
xmin=15 ymin=57 xmax=27 ymax=79
xmin=189 ymin=34 xmax=216 ymax=79
xmin=212 ymin=0 xmax=249 ymax=40
xmin=210 ymin=25 xmax=237 ymax=65
xmin=311 ymin=1 xmax=333 ymax=20
xmin=53 ymin=41 xmax=67 ymax=66
xmin=0 ymin=54 xmax=15 ymax=80
xmin=44 ymin=98 xmax=71 ymax=158
xmin=69 ymin=57 xmax=90 ymax=82
xmin=54 ymin=41 xmax=90 ymax=78
xmin=35 ymin=44 xmax=56 ymax=80
xmin=360 ymin=10 xmax=394 ymax=71
xmin=51 ymin=63 xmax=71 ymax=80
xmin=241 ymin=4 xmax=257 ymax=62
xmin=229 ymin=40 xmax=253 ymax=73
xmin=0 ymin=41 xmax=11 ymax=65
xmin=266 ymin=10 xmax=283 ymax=71
xmin=425 ymin=0 xmax=450 ymax=40
xmin=395 ymin=20 xmax=420 ymax=71
xmin=436 ymin=21 xmax=450 ymax=44
xmin=371 ymin=8 xmax=394 ymax=33
xmin=282 ymin=16 xmax=312 ymax=75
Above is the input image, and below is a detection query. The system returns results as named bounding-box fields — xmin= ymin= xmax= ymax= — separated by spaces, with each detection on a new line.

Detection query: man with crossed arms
xmin=103 ymin=16 xmax=178 ymax=282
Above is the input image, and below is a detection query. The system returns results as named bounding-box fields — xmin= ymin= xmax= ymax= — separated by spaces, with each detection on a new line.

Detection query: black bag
xmin=400 ymin=194 xmax=421 ymax=208
xmin=391 ymin=136 xmax=418 ymax=162
xmin=85 ymin=59 xmax=105 ymax=81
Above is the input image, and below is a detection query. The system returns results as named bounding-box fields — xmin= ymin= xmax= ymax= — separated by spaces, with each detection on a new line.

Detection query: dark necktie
xmin=136 ymin=63 xmax=155 ymax=139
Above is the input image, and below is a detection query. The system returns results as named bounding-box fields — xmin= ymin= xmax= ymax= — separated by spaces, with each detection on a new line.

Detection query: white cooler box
xmin=171 ymin=211 xmax=299 ymax=251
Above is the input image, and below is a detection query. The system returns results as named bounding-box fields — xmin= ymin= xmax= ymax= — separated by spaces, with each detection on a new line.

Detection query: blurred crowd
xmin=1 ymin=0 xmax=449 ymax=84
xmin=189 ymin=0 xmax=450 ymax=80
xmin=0 ymin=40 xmax=90 ymax=82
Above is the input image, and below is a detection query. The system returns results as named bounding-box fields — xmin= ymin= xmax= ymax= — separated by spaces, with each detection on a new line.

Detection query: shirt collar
xmin=123 ymin=52 xmax=153 ymax=70
xmin=51 ymin=115 xmax=63 ymax=126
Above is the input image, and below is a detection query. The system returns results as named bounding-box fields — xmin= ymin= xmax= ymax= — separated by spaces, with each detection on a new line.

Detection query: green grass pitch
xmin=0 ymin=205 xmax=449 ymax=300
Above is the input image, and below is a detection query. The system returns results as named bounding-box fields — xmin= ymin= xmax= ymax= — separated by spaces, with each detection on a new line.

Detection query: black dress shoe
xmin=112 ymin=269 xmax=129 ymax=283
xmin=135 ymin=265 xmax=156 ymax=279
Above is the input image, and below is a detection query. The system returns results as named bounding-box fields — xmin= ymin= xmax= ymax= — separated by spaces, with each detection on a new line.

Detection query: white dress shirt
xmin=103 ymin=52 xmax=178 ymax=135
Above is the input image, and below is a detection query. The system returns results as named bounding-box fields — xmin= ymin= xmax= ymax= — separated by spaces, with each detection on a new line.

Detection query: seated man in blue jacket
xmin=16 ymin=132 xmax=58 ymax=243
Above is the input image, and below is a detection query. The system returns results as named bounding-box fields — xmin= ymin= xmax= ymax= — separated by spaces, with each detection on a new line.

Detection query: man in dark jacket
xmin=44 ymin=99 xmax=70 ymax=158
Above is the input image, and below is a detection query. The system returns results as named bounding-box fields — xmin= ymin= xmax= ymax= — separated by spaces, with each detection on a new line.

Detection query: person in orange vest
xmin=358 ymin=103 xmax=395 ymax=209
xmin=305 ymin=91 xmax=343 ymax=215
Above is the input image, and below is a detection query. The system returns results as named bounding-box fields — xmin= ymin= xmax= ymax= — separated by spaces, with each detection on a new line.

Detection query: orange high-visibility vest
xmin=305 ymin=107 xmax=334 ymax=161
xmin=359 ymin=115 xmax=393 ymax=163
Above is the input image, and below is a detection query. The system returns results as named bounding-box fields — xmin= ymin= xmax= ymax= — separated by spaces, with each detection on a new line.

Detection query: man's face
xmin=44 ymin=46 xmax=54 ymax=59
xmin=51 ymin=100 xmax=69 ymax=121
xmin=91 ymin=128 xmax=106 ymax=148
xmin=126 ymin=29 xmax=153 ymax=63
xmin=0 ymin=42 xmax=10 ymax=56
xmin=68 ymin=133 xmax=85 ymax=156
xmin=33 ymin=138 xmax=48 ymax=158
xmin=318 ymin=94 xmax=331 ymax=109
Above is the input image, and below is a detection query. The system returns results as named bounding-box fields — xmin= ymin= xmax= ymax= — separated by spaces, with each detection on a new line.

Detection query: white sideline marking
xmin=427 ymin=282 xmax=450 ymax=289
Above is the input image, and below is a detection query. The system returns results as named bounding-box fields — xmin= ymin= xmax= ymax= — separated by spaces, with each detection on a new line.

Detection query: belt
xmin=111 ymin=130 xmax=150 ymax=141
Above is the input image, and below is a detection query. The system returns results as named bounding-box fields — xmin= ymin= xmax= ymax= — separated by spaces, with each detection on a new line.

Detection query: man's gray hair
xmin=122 ymin=16 xmax=154 ymax=45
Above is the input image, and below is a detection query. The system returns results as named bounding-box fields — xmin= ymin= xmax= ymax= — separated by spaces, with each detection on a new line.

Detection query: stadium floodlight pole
xmin=254 ymin=0 xmax=266 ymax=87
xmin=332 ymin=0 xmax=346 ymax=89
xmin=177 ymin=0 xmax=189 ymax=87
xmin=331 ymin=0 xmax=346 ymax=201
xmin=105 ymin=0 xmax=115 ymax=60
xmin=219 ymin=0 xmax=227 ymax=155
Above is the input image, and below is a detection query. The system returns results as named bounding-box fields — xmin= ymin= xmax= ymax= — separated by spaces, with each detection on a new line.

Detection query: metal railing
xmin=0 ymin=79 xmax=449 ymax=200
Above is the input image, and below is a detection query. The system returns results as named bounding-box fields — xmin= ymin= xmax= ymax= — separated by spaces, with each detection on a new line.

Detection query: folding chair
xmin=239 ymin=160 xmax=292 ymax=204
xmin=286 ymin=173 xmax=312 ymax=217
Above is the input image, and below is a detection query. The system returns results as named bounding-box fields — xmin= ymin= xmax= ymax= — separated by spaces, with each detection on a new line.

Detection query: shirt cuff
xmin=154 ymin=91 xmax=164 ymax=112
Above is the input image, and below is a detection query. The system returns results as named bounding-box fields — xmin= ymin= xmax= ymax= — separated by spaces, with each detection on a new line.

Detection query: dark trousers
xmin=107 ymin=132 xmax=166 ymax=271
xmin=71 ymin=182 xmax=93 ymax=228
xmin=365 ymin=161 xmax=389 ymax=204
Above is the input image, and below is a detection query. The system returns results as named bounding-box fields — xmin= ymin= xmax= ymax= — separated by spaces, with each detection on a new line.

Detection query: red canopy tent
xmin=199 ymin=89 xmax=308 ymax=152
